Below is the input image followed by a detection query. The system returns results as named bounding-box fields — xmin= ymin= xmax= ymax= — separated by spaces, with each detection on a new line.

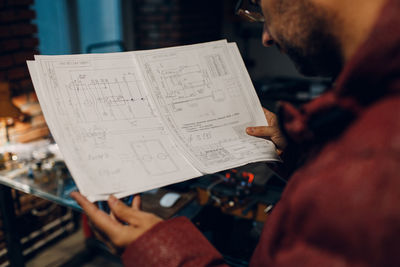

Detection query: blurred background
xmin=32 ymin=0 xmax=302 ymax=78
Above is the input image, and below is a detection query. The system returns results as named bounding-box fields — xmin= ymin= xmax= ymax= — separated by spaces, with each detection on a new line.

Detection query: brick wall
xmin=0 ymin=0 xmax=37 ymax=96
xmin=134 ymin=0 xmax=223 ymax=49
xmin=0 ymin=0 xmax=50 ymax=145
xmin=0 ymin=6 xmax=77 ymax=265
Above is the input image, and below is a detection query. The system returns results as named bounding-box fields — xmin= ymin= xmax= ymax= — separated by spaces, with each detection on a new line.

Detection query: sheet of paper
xmin=28 ymin=41 xmax=279 ymax=201
xmin=28 ymin=54 xmax=201 ymax=201
xmin=135 ymin=41 xmax=279 ymax=173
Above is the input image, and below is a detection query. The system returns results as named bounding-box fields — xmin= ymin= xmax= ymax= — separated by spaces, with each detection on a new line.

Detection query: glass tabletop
xmin=0 ymin=139 xmax=203 ymax=219
xmin=0 ymin=159 xmax=81 ymax=211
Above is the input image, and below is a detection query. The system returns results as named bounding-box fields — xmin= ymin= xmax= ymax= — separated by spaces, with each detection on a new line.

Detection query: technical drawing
xmin=152 ymin=63 xmax=231 ymax=112
xmin=205 ymin=54 xmax=229 ymax=78
xmin=66 ymin=70 xmax=155 ymax=123
xmin=68 ymin=125 xmax=109 ymax=148
xmin=45 ymin=62 xmax=69 ymax=116
xmin=86 ymin=126 xmax=108 ymax=146
xmin=161 ymin=65 xmax=211 ymax=99
xmin=131 ymin=140 xmax=178 ymax=175
xmin=212 ymin=89 xmax=225 ymax=102
xmin=196 ymin=145 xmax=233 ymax=164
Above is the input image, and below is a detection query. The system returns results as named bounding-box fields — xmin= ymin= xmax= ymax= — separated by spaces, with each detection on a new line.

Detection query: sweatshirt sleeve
xmin=122 ymin=216 xmax=228 ymax=267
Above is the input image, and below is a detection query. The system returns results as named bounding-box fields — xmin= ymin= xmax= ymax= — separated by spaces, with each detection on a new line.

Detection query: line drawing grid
xmin=131 ymin=140 xmax=179 ymax=175
xmin=65 ymin=69 xmax=155 ymax=123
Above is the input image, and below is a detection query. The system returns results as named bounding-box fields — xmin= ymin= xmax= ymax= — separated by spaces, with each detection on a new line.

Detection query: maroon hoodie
xmin=122 ymin=0 xmax=400 ymax=266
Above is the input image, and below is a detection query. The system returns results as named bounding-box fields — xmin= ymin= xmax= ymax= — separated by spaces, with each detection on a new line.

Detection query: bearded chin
xmin=275 ymin=16 xmax=344 ymax=78
xmin=283 ymin=39 xmax=343 ymax=78
xmin=285 ymin=46 xmax=321 ymax=77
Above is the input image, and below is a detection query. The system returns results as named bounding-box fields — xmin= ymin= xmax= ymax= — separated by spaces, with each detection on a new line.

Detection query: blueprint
xmin=28 ymin=53 xmax=201 ymax=201
xmin=28 ymin=41 xmax=278 ymax=201
xmin=136 ymin=41 xmax=278 ymax=173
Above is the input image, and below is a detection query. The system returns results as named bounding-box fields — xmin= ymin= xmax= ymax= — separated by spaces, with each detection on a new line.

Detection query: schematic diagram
xmin=66 ymin=69 xmax=155 ymax=123
xmin=152 ymin=63 xmax=228 ymax=112
xmin=131 ymin=140 xmax=178 ymax=176
xmin=161 ymin=65 xmax=210 ymax=100
xmin=205 ymin=54 xmax=229 ymax=78
xmin=77 ymin=126 xmax=108 ymax=147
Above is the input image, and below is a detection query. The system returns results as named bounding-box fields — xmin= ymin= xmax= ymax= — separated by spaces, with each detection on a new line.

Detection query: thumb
xmin=246 ymin=126 xmax=276 ymax=138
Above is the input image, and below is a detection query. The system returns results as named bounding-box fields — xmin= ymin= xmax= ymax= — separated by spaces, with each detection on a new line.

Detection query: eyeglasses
xmin=235 ymin=0 xmax=265 ymax=23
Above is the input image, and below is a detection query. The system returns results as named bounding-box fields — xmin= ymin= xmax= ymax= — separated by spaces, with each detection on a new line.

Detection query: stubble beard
xmin=273 ymin=1 xmax=344 ymax=78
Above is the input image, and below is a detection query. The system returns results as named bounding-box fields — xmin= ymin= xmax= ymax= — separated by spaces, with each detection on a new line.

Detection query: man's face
xmin=260 ymin=0 xmax=343 ymax=77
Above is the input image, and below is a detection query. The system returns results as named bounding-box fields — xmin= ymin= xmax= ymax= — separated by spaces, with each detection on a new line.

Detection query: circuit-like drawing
xmin=66 ymin=70 xmax=155 ymax=123
xmin=131 ymin=140 xmax=178 ymax=175
xmin=205 ymin=54 xmax=229 ymax=78
xmin=151 ymin=61 xmax=230 ymax=112
xmin=161 ymin=65 xmax=210 ymax=99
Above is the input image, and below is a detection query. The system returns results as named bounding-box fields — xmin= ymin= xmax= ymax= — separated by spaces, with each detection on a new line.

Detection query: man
xmin=72 ymin=0 xmax=400 ymax=265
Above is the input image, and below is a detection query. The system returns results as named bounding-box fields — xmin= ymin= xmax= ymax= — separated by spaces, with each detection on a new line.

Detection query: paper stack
xmin=27 ymin=40 xmax=278 ymax=201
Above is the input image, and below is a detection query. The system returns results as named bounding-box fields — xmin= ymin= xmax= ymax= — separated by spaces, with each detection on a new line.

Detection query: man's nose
xmin=262 ymin=25 xmax=275 ymax=47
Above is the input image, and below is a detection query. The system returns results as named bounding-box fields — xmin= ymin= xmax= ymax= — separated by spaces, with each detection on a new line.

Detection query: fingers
xmin=110 ymin=212 xmax=117 ymax=221
xmin=132 ymin=195 xmax=141 ymax=210
xmin=108 ymin=195 xmax=141 ymax=225
xmin=71 ymin=192 xmax=101 ymax=216
xmin=71 ymin=192 xmax=123 ymax=238
xmin=246 ymin=126 xmax=276 ymax=138
xmin=263 ymin=107 xmax=271 ymax=116
xmin=263 ymin=108 xmax=277 ymax=126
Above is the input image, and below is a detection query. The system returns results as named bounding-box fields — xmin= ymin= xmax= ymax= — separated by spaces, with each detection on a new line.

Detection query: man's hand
xmin=246 ymin=108 xmax=287 ymax=155
xmin=71 ymin=192 xmax=163 ymax=252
